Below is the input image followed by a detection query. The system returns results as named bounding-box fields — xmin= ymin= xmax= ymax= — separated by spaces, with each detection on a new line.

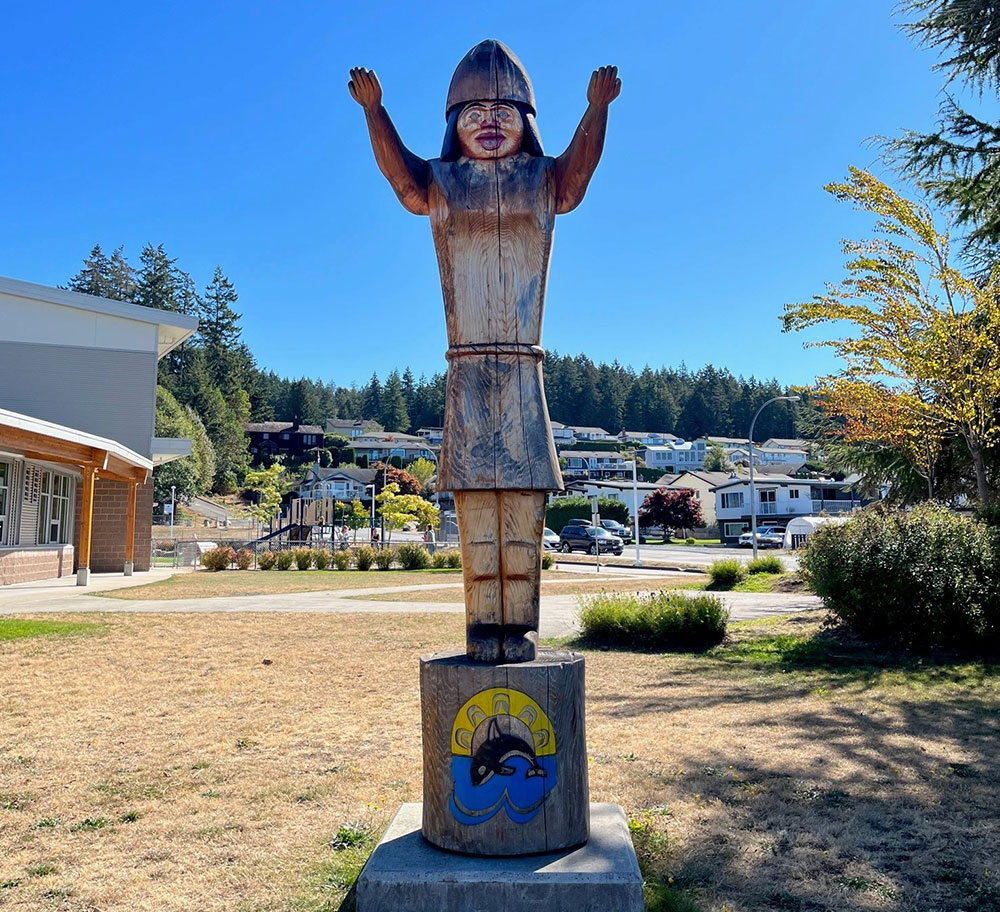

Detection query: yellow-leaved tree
xmin=783 ymin=167 xmax=1000 ymax=505
xmin=376 ymin=483 xmax=440 ymax=542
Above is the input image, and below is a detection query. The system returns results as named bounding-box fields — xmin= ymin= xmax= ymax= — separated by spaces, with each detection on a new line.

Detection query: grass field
xmin=349 ymin=572 xmax=707 ymax=603
xmin=1 ymin=611 xmax=997 ymax=911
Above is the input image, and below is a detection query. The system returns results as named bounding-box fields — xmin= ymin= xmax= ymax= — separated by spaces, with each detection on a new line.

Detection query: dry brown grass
xmin=99 ymin=569 xmax=466 ymax=600
xmin=349 ymin=573 xmax=706 ymax=603
xmin=1 ymin=612 xmax=997 ymax=912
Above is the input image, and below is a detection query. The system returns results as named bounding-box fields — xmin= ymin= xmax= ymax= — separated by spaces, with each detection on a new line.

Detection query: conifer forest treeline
xmin=68 ymin=243 xmax=804 ymax=496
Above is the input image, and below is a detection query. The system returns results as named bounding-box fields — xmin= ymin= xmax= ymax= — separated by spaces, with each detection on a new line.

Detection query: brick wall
xmin=72 ymin=478 xmax=153 ymax=573
xmin=0 ymin=546 xmax=74 ymax=585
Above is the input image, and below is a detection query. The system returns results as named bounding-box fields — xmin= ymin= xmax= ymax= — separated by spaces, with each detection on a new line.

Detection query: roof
xmin=572 ymin=426 xmax=611 ymax=436
xmin=0 ymin=406 xmax=152 ymax=477
xmin=0 ymin=274 xmax=198 ymax=358
xmin=620 ymin=430 xmax=677 ymax=440
xmin=565 ymin=479 xmax=662 ymax=491
xmin=354 ymin=431 xmax=426 ymax=442
xmin=706 ymin=436 xmax=746 ymax=446
xmin=710 ymin=473 xmax=816 ymax=492
xmin=302 ymin=466 xmax=377 ymax=484
xmin=665 ymin=470 xmax=742 ymax=488
xmin=765 ymin=438 xmax=808 ymax=448
xmin=326 ymin=417 xmax=381 ymax=430
xmin=562 ymin=450 xmax=627 ymax=460
xmin=245 ymin=422 xmax=323 ymax=434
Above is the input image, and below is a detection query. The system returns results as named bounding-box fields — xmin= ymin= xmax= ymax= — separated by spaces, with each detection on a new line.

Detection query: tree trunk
xmin=969 ymin=440 xmax=991 ymax=506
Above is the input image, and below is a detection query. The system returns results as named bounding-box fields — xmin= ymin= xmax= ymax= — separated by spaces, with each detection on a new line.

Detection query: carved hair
xmin=439 ymin=101 xmax=544 ymax=162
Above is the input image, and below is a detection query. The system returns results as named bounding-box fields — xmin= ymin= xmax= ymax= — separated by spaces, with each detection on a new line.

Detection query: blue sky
xmin=0 ymin=1 xmax=974 ymax=388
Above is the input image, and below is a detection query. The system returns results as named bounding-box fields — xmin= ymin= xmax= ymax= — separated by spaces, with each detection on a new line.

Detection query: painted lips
xmin=476 ymin=132 xmax=505 ymax=150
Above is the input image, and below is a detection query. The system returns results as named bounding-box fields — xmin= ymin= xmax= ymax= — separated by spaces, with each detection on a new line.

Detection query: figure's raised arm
xmin=348 ymin=67 xmax=430 ymax=216
xmin=554 ymin=66 xmax=621 ymax=214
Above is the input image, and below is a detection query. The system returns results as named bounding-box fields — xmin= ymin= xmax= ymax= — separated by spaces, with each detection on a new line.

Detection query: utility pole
xmin=748 ymin=395 xmax=800 ymax=559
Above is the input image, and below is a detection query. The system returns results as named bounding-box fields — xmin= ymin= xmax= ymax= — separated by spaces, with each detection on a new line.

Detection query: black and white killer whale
xmin=470 ymin=717 xmax=548 ymax=787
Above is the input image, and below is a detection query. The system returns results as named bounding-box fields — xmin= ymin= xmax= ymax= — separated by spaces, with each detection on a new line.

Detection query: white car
xmin=739 ymin=526 xmax=786 ymax=549
xmin=543 ymin=527 xmax=560 ymax=550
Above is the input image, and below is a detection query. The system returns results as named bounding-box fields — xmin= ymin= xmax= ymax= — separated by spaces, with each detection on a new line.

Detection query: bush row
xmin=253 ymin=546 xmax=463 ymax=572
xmin=801 ymin=502 xmax=1000 ymax=653
xmin=707 ymin=555 xmax=784 ymax=588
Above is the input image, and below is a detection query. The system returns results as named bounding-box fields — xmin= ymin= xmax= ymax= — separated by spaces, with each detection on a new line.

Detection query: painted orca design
xmin=470 ymin=716 xmax=548 ymax=787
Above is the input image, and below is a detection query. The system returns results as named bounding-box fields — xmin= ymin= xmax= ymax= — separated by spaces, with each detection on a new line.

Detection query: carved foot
xmin=501 ymin=626 xmax=538 ymax=663
xmin=466 ymin=623 xmax=503 ymax=663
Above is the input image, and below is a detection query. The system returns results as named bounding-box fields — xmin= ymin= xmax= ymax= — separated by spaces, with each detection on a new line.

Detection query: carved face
xmin=456 ymin=102 xmax=524 ymax=159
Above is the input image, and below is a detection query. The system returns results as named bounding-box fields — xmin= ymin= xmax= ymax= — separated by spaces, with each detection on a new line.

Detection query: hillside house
xmin=562 ymin=478 xmax=664 ymax=520
xmin=350 ymin=432 xmax=437 ymax=465
xmin=246 ymin=421 xmax=324 ymax=464
xmin=325 ymin=417 xmax=382 ymax=439
xmin=641 ymin=438 xmax=708 ymax=474
xmin=296 ymin=465 xmax=377 ymax=502
xmin=562 ymin=451 xmax=630 ymax=479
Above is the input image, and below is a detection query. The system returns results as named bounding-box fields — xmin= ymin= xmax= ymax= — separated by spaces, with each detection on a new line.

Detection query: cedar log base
xmin=420 ymin=649 xmax=588 ymax=856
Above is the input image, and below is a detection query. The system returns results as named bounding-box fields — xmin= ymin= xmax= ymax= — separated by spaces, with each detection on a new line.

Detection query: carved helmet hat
xmin=440 ymin=39 xmax=544 ymax=160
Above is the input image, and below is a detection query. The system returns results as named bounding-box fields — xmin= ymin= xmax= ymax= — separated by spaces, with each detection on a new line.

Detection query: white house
xmin=571 ymin=426 xmax=613 ymax=442
xmin=641 ymin=438 xmax=708 ymax=474
xmin=658 ymin=470 xmax=739 ymax=531
xmin=415 ymin=427 xmax=444 ymax=446
xmin=561 ymin=450 xmax=630 ymax=479
xmin=350 ymin=432 xmax=437 ymax=465
xmin=325 ymin=418 xmax=382 ymax=439
xmin=550 ymin=421 xmax=576 ymax=444
xmin=618 ymin=430 xmax=677 ymax=447
xmin=726 ymin=445 xmax=808 ymax=474
xmin=296 ymin=466 xmax=377 ymax=502
xmin=561 ymin=479 xmax=664 ymax=521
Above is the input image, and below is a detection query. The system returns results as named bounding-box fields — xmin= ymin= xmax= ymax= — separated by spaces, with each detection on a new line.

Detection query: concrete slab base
xmin=124 ymin=562 xmax=134 ymax=577
xmin=357 ymin=802 xmax=643 ymax=912
xmin=76 ymin=568 xmax=90 ymax=586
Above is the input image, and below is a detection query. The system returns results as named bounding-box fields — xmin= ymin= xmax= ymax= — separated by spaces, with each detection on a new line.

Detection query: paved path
xmin=0 ymin=568 xmax=822 ymax=639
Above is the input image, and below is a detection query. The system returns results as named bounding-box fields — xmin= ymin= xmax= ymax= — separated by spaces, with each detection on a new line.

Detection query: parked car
xmin=558 ymin=525 xmax=624 ymax=555
xmin=563 ymin=518 xmax=594 ymax=528
xmin=543 ymin=527 xmax=560 ymax=550
xmin=600 ymin=519 xmax=633 ymax=543
xmin=638 ymin=524 xmax=666 ymax=543
xmin=738 ymin=526 xmax=787 ymax=549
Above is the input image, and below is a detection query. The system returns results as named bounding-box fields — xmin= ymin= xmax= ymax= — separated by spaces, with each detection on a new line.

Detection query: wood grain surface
xmin=421 ymin=649 xmax=589 ymax=855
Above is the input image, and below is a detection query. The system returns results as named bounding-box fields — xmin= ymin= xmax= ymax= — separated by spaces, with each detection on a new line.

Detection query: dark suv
xmin=558 ymin=525 xmax=624 ymax=555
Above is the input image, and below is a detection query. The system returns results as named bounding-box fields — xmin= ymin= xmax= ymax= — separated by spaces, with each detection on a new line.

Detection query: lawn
xmin=97 ymin=568 xmax=466 ymax=600
xmin=349 ymin=572 xmax=707 ymax=603
xmin=0 ymin=618 xmax=101 ymax=642
xmin=1 ymin=611 xmax=997 ymax=912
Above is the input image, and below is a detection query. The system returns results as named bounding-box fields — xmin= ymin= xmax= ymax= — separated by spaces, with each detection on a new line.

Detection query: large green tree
xmin=886 ymin=0 xmax=1000 ymax=265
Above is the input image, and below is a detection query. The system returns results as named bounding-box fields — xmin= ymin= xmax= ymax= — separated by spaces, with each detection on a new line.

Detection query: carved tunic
xmin=428 ymin=153 xmax=563 ymax=492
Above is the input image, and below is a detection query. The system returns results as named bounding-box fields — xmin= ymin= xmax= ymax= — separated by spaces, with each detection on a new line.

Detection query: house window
xmin=789 ymin=489 xmax=800 ymax=499
xmin=281 ymin=433 xmax=289 ymax=440
xmin=721 ymin=492 xmax=744 ymax=509
xmin=262 ymin=433 xmax=269 ymax=440
xmin=37 ymin=471 xmax=73 ymax=545
xmin=724 ymin=522 xmax=747 ymax=538
xmin=0 ymin=462 xmax=9 ymax=545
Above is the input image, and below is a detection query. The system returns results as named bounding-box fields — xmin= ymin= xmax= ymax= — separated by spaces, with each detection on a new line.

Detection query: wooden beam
xmin=77 ymin=465 xmax=96 ymax=586
xmin=124 ymin=482 xmax=138 ymax=575
xmin=0 ymin=425 xmax=100 ymax=466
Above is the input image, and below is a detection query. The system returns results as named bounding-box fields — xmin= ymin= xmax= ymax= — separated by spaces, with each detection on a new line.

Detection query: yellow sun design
xmin=451 ymin=688 xmax=555 ymax=758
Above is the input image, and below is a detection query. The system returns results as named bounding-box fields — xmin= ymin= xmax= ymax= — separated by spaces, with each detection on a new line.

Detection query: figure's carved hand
xmin=587 ymin=66 xmax=621 ymax=107
xmin=348 ymin=67 xmax=383 ymax=111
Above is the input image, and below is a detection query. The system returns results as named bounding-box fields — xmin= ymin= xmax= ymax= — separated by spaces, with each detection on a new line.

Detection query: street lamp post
xmin=748 ymin=395 xmax=801 ymax=560
xmin=365 ymin=484 xmax=376 ymax=546
xmin=627 ymin=460 xmax=642 ymax=566
xmin=169 ymin=485 xmax=175 ymax=536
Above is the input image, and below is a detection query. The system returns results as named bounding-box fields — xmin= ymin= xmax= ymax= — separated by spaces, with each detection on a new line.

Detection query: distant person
xmin=423 ymin=524 xmax=437 ymax=554
xmin=371 ymin=528 xmax=380 ymax=548
xmin=339 ymin=526 xmax=350 ymax=550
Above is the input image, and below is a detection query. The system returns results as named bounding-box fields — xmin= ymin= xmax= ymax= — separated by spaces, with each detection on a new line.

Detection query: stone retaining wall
xmin=0 ymin=545 xmax=75 ymax=585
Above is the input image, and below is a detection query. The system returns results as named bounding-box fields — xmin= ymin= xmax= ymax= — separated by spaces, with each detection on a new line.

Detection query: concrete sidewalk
xmin=0 ymin=568 xmax=822 ymax=639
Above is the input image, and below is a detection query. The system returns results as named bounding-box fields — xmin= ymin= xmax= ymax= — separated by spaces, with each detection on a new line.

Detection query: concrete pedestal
xmin=357 ymin=802 xmax=643 ymax=912
xmin=76 ymin=567 xmax=90 ymax=586
xmin=124 ymin=561 xmax=134 ymax=577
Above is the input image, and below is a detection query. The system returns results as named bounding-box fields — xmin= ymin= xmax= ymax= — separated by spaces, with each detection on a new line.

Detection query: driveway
xmin=0 ymin=568 xmax=822 ymax=639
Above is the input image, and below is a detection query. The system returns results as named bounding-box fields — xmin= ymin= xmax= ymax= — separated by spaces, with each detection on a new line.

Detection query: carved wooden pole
xmin=350 ymin=39 xmax=619 ymax=857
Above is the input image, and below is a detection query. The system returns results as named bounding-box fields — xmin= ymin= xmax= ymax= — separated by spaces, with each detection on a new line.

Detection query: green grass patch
xmin=730 ymin=572 xmax=780 ymax=593
xmin=706 ymin=615 xmax=1000 ymax=692
xmin=629 ymin=813 xmax=702 ymax=912
xmin=0 ymin=618 xmax=99 ymax=642
xmin=579 ymin=590 xmax=727 ymax=651
xmin=295 ymin=821 xmax=379 ymax=912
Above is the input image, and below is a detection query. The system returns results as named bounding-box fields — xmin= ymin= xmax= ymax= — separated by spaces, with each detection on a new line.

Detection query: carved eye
xmin=496 ymin=108 xmax=511 ymax=122
xmin=467 ymin=110 xmax=482 ymax=123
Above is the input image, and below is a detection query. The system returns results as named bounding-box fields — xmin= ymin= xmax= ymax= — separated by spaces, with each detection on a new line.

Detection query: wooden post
xmin=124 ymin=481 xmax=138 ymax=576
xmin=421 ymin=648 xmax=588 ymax=856
xmin=77 ymin=465 xmax=96 ymax=586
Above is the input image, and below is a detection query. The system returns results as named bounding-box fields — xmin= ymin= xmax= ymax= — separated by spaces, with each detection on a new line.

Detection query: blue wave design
xmin=450 ymin=755 xmax=557 ymax=825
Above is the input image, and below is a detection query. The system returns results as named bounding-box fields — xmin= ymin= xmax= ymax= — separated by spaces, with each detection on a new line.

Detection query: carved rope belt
xmin=445 ymin=343 xmax=545 ymax=362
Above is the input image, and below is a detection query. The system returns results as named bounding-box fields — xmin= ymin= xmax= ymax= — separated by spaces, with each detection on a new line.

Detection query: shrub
xmin=745 ymin=555 xmax=784 ymax=575
xmin=313 ymin=549 xmax=331 ymax=571
xmin=234 ymin=548 xmax=254 ymax=571
xmin=708 ymin=559 xmax=746 ymax=588
xmin=258 ymin=551 xmax=277 ymax=571
xmin=275 ymin=550 xmax=294 ymax=571
xmin=354 ymin=546 xmax=377 ymax=571
xmin=332 ymin=550 xmax=352 ymax=571
xmin=541 ymin=551 xmax=555 ymax=570
xmin=397 ymin=543 xmax=431 ymax=570
xmin=374 ymin=547 xmax=396 ymax=571
xmin=201 ymin=546 xmax=234 ymax=572
xmin=579 ymin=590 xmax=728 ymax=650
xmin=431 ymin=551 xmax=449 ymax=569
xmin=685 ymin=537 xmax=696 ymax=545
xmin=293 ymin=548 xmax=314 ymax=571
xmin=801 ymin=503 xmax=1000 ymax=652
xmin=445 ymin=549 xmax=462 ymax=569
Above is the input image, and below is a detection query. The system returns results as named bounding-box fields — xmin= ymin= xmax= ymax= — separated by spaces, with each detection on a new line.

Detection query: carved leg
xmin=499 ymin=491 xmax=546 ymax=662
xmin=454 ymin=490 xmax=502 ymax=663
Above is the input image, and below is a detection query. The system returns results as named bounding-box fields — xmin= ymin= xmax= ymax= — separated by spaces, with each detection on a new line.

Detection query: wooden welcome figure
xmin=349 ymin=41 xmax=620 ymax=665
